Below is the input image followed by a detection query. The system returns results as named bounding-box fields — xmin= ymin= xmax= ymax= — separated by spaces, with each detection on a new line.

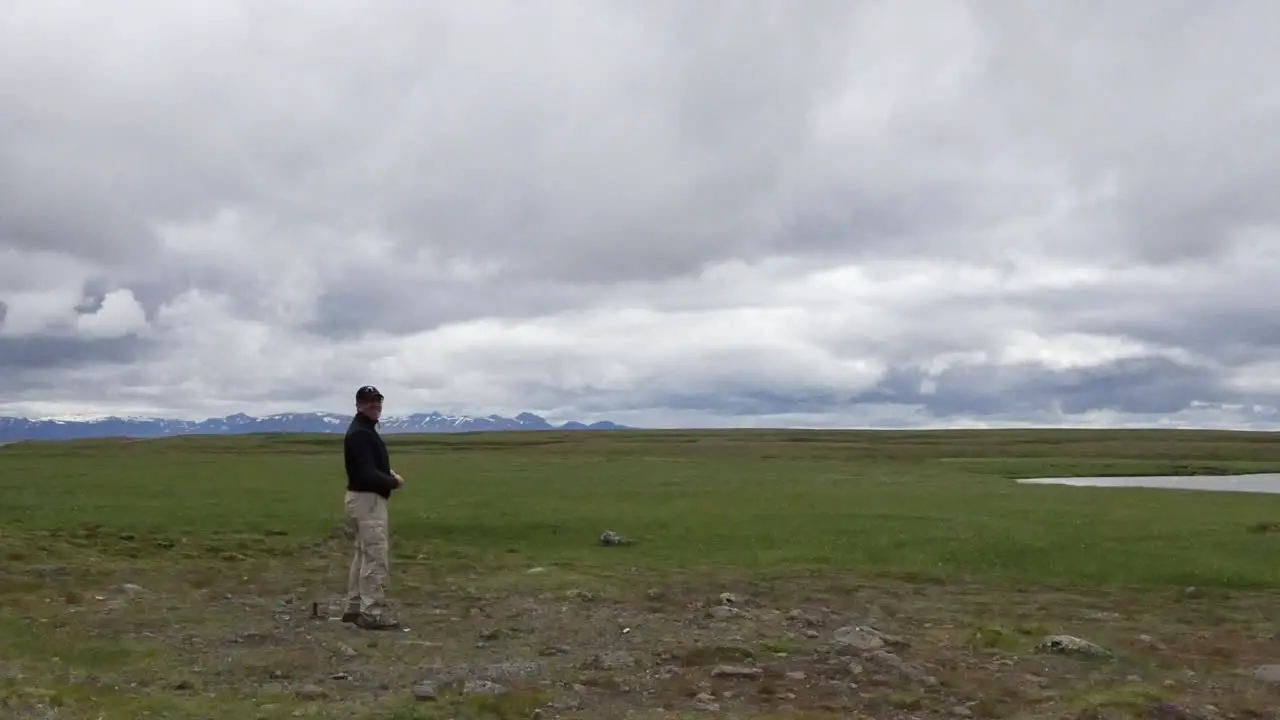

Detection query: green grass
xmin=3 ymin=428 xmax=1280 ymax=589
xmin=3 ymin=429 xmax=1280 ymax=718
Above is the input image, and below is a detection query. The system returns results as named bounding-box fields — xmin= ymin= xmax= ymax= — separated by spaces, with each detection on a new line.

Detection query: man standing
xmin=341 ymin=385 xmax=404 ymax=630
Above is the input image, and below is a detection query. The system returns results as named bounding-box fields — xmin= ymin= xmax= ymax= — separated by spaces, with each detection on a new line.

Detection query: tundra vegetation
xmin=2 ymin=428 xmax=1279 ymax=718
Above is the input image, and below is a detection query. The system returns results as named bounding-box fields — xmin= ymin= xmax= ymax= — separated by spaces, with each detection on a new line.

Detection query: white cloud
xmin=1 ymin=0 xmax=1278 ymax=428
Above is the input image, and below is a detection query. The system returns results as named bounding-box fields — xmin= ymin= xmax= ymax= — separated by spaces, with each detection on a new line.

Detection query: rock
xmin=586 ymin=651 xmax=637 ymax=670
xmin=708 ymin=605 xmax=749 ymax=620
xmin=599 ymin=530 xmax=630 ymax=547
xmin=787 ymin=609 xmax=821 ymax=627
xmin=567 ymin=588 xmax=595 ymax=602
xmin=539 ymin=644 xmax=571 ymax=656
xmin=1252 ymin=664 xmax=1280 ymax=683
xmin=295 ymin=684 xmax=326 ymax=700
xmin=476 ymin=661 xmax=540 ymax=681
xmin=412 ymin=682 xmax=438 ymax=701
xmin=867 ymin=650 xmax=939 ymax=687
xmin=950 ymin=706 xmax=974 ymax=717
xmin=711 ymin=665 xmax=762 ymax=679
xmin=692 ymin=691 xmax=719 ymax=712
xmin=1035 ymin=635 xmax=1112 ymax=658
xmin=719 ymin=592 xmax=739 ymax=605
xmin=1137 ymin=634 xmax=1167 ymax=650
xmin=832 ymin=626 xmax=885 ymax=652
xmin=784 ymin=671 xmax=807 ymax=681
xmin=463 ymin=679 xmax=507 ymax=695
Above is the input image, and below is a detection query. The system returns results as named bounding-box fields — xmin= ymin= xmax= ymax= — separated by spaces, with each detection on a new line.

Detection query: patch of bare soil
xmin=6 ymin=559 xmax=1280 ymax=720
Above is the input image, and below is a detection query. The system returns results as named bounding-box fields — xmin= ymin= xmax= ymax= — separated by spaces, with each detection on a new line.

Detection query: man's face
xmin=358 ymin=398 xmax=383 ymax=420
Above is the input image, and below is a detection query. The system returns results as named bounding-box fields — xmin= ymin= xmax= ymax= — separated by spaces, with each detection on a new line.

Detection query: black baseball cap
xmin=355 ymin=385 xmax=384 ymax=402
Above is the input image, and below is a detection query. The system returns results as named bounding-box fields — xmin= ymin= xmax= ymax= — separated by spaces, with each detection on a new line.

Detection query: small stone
xmin=412 ymin=681 xmax=438 ymax=701
xmin=539 ymin=644 xmax=571 ymax=656
xmin=586 ymin=651 xmax=637 ymax=670
xmin=784 ymin=671 xmax=807 ymax=681
xmin=692 ymin=691 xmax=719 ymax=712
xmin=295 ymin=684 xmax=326 ymax=700
xmin=832 ymin=626 xmax=885 ymax=652
xmin=599 ymin=530 xmax=629 ymax=546
xmin=708 ymin=605 xmax=749 ymax=620
xmin=711 ymin=665 xmax=762 ymax=679
xmin=464 ymin=679 xmax=507 ymax=695
xmin=719 ymin=592 xmax=739 ymax=605
xmin=950 ymin=706 xmax=974 ymax=717
xmin=1252 ymin=664 xmax=1280 ymax=683
xmin=1035 ymin=634 xmax=1112 ymax=658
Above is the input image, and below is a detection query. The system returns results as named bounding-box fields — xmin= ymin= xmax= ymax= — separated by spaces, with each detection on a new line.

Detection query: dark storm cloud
xmin=854 ymin=357 xmax=1243 ymax=419
xmin=305 ymin=279 xmax=602 ymax=338
xmin=0 ymin=334 xmax=155 ymax=371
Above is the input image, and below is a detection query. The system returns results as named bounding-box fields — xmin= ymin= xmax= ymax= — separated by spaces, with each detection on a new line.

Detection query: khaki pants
xmin=344 ymin=490 xmax=392 ymax=619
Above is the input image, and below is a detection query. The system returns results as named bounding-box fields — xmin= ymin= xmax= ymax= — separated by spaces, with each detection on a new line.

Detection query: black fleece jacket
xmin=344 ymin=412 xmax=398 ymax=498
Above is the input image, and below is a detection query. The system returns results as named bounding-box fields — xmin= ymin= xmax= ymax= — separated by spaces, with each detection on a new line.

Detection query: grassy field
xmin=2 ymin=428 xmax=1279 ymax=718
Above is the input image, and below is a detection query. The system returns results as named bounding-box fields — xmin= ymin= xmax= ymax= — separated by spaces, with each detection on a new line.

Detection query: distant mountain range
xmin=0 ymin=411 xmax=630 ymax=442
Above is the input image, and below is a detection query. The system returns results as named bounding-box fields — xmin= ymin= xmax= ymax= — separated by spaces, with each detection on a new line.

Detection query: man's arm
xmin=346 ymin=431 xmax=400 ymax=493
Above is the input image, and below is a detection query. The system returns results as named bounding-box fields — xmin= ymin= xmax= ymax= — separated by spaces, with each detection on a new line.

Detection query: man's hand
xmin=392 ymin=470 xmax=405 ymax=488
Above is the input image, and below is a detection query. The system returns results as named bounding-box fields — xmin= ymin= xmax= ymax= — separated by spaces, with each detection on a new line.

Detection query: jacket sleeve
xmin=345 ymin=430 xmax=399 ymax=493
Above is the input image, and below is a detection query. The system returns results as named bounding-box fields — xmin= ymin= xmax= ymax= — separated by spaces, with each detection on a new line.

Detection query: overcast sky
xmin=2 ymin=0 xmax=1278 ymax=428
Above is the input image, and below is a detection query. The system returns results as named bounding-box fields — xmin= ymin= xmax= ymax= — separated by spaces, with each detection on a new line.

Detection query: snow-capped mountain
xmin=0 ymin=411 xmax=629 ymax=442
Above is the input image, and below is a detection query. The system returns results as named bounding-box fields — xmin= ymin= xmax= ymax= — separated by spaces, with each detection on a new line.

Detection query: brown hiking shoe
xmin=353 ymin=612 xmax=400 ymax=631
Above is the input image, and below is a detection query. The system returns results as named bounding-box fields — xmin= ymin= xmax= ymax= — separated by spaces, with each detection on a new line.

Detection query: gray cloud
xmin=0 ymin=0 xmax=1277 ymax=427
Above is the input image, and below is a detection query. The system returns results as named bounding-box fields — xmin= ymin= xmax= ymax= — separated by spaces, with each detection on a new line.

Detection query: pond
xmin=1017 ymin=473 xmax=1280 ymax=495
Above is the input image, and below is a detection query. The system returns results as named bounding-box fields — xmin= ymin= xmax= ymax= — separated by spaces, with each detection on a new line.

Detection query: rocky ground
xmin=4 ymin=557 xmax=1279 ymax=719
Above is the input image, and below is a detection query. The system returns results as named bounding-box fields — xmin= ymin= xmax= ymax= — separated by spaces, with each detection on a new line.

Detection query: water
xmin=1017 ymin=473 xmax=1280 ymax=495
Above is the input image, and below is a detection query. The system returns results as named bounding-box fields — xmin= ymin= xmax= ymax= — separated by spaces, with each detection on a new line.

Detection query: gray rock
xmin=586 ymin=651 xmax=637 ymax=670
xmin=412 ymin=682 xmax=438 ymax=701
xmin=708 ymin=605 xmax=749 ymax=620
xmin=1035 ymin=634 xmax=1112 ymax=658
xmin=1252 ymin=664 xmax=1280 ymax=683
xmin=599 ymin=530 xmax=630 ymax=546
xmin=832 ymin=625 xmax=885 ymax=652
xmin=295 ymin=684 xmax=326 ymax=700
xmin=711 ymin=665 xmax=762 ymax=679
xmin=539 ymin=644 xmax=571 ymax=656
xmin=692 ymin=691 xmax=719 ymax=712
xmin=476 ymin=661 xmax=540 ymax=681
xmin=867 ymin=650 xmax=939 ymax=687
xmin=463 ymin=679 xmax=507 ymax=695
